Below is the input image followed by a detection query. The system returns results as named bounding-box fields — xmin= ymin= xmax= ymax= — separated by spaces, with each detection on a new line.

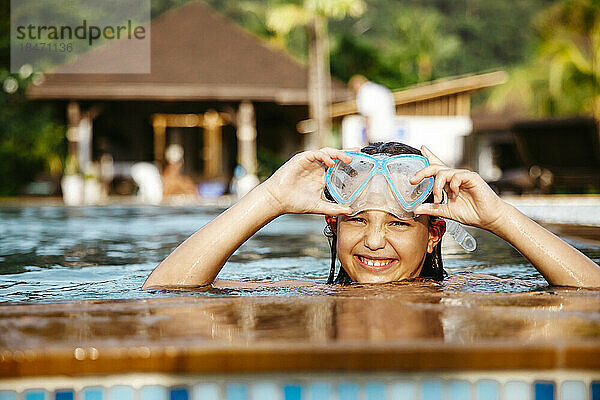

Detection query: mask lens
xmin=385 ymin=156 xmax=432 ymax=210
xmin=328 ymin=156 xmax=375 ymax=202
xmin=348 ymin=173 xmax=415 ymax=220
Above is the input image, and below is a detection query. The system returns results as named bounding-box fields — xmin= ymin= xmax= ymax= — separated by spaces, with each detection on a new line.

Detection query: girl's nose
xmin=364 ymin=224 xmax=386 ymax=250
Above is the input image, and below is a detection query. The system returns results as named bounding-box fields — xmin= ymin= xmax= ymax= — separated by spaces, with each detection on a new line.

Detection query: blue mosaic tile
xmin=109 ymin=386 xmax=133 ymax=400
xmin=284 ymin=384 xmax=302 ymax=400
xmin=308 ymin=383 xmax=330 ymax=400
xmin=141 ymin=385 xmax=168 ymax=400
xmin=226 ymin=384 xmax=247 ymax=400
xmin=192 ymin=384 xmax=220 ymax=400
xmin=504 ymin=381 xmax=530 ymax=400
xmin=83 ymin=388 xmax=103 ymax=400
xmin=448 ymin=380 xmax=470 ymax=400
xmin=390 ymin=381 xmax=416 ymax=400
xmin=0 ymin=391 xmax=17 ymax=400
xmin=592 ymin=381 xmax=600 ymax=400
xmin=477 ymin=380 xmax=499 ymax=400
xmin=24 ymin=391 xmax=45 ymax=400
xmin=170 ymin=388 xmax=188 ymax=400
xmin=338 ymin=382 xmax=358 ymax=400
xmin=366 ymin=383 xmax=385 ymax=400
xmin=535 ymin=381 xmax=555 ymax=400
xmin=422 ymin=380 xmax=443 ymax=400
xmin=55 ymin=390 xmax=74 ymax=400
xmin=560 ymin=381 xmax=585 ymax=400
xmin=250 ymin=383 xmax=278 ymax=400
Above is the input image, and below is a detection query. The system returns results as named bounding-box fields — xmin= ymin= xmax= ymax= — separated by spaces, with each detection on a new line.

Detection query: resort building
xmin=27 ymin=1 xmax=349 ymax=196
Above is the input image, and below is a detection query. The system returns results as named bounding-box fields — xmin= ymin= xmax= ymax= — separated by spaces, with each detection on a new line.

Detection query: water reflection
xmin=0 ymin=286 xmax=599 ymax=351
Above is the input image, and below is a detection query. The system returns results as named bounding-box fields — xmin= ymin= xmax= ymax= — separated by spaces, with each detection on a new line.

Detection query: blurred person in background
xmin=162 ymin=144 xmax=197 ymax=197
xmin=346 ymin=75 xmax=396 ymax=147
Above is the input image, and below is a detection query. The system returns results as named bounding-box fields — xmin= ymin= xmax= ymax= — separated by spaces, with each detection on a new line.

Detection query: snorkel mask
xmin=325 ymin=151 xmax=477 ymax=252
xmin=325 ymin=152 xmax=433 ymax=219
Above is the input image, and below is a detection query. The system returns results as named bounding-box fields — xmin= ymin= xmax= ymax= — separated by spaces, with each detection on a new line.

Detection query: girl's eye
xmin=390 ymin=220 xmax=410 ymax=227
xmin=346 ymin=217 xmax=366 ymax=223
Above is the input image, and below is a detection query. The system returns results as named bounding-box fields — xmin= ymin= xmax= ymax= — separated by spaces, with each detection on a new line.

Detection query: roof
xmin=330 ymin=70 xmax=508 ymax=118
xmin=27 ymin=1 xmax=349 ymax=104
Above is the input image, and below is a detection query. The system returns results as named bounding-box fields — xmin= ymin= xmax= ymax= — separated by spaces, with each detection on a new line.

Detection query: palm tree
xmin=536 ymin=0 xmax=600 ymax=119
xmin=393 ymin=7 xmax=460 ymax=83
xmin=266 ymin=0 xmax=366 ymax=149
xmin=489 ymin=0 xmax=600 ymax=120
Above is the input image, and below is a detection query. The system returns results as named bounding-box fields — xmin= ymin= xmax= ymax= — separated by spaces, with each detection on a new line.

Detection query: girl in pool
xmin=142 ymin=142 xmax=600 ymax=289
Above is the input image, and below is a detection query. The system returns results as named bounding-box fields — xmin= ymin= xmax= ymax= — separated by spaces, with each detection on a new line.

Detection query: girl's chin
xmin=353 ymin=273 xmax=400 ymax=284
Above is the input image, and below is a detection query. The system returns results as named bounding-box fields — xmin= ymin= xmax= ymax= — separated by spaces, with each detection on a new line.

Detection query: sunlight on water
xmin=0 ymin=205 xmax=598 ymax=303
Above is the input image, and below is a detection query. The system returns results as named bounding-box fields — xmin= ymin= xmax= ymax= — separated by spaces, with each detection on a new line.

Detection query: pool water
xmin=1 ymin=205 xmax=599 ymax=303
xmin=1 ymin=204 xmax=600 ymax=395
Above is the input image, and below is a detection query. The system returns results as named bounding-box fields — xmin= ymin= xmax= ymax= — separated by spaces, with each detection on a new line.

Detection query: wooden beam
xmin=28 ymin=84 xmax=315 ymax=105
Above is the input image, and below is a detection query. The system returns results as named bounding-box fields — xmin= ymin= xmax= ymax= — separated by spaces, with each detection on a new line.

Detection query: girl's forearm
xmin=490 ymin=202 xmax=600 ymax=288
xmin=142 ymin=185 xmax=282 ymax=289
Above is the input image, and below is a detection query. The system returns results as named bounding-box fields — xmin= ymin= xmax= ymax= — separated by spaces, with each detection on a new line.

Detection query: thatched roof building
xmin=28 ymin=1 xmax=349 ymax=188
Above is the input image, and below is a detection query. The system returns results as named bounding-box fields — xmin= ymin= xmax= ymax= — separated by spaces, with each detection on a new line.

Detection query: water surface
xmin=1 ymin=205 xmax=599 ymax=303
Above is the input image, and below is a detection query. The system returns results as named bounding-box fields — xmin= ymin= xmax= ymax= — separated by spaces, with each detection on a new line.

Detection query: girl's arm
xmin=142 ymin=185 xmax=280 ymax=289
xmin=412 ymin=146 xmax=600 ymax=288
xmin=486 ymin=201 xmax=600 ymax=287
xmin=142 ymin=148 xmax=352 ymax=289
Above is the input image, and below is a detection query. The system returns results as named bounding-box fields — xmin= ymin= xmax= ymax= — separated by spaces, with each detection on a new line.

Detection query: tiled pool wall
xmin=0 ymin=371 xmax=599 ymax=400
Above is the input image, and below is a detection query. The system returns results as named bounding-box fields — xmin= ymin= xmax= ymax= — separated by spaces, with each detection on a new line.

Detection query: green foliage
xmin=392 ymin=7 xmax=461 ymax=82
xmin=256 ymin=145 xmax=286 ymax=179
xmin=330 ymin=34 xmax=409 ymax=88
xmin=489 ymin=0 xmax=600 ymax=118
xmin=0 ymin=1 xmax=66 ymax=195
xmin=0 ymin=72 xmax=66 ymax=196
xmin=330 ymin=0 xmax=550 ymax=88
xmin=151 ymin=0 xmax=549 ymax=90
xmin=534 ymin=0 xmax=600 ymax=116
xmin=421 ymin=0 xmax=554 ymax=76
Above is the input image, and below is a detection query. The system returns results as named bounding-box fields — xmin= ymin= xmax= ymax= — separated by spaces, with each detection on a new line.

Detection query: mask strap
xmin=324 ymin=215 xmax=337 ymax=233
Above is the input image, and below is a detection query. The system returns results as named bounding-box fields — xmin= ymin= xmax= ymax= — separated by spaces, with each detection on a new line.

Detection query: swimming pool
xmin=1 ymin=203 xmax=585 ymax=302
xmin=1 ymin=203 xmax=599 ymax=399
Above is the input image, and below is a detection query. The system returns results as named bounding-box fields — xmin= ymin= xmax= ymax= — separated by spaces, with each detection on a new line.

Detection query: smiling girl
xmin=142 ymin=142 xmax=600 ymax=290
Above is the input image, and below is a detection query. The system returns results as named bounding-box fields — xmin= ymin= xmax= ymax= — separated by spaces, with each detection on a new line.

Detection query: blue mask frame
xmin=325 ymin=152 xmax=434 ymax=211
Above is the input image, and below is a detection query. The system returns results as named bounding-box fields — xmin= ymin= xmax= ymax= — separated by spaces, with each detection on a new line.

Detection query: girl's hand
xmin=410 ymin=146 xmax=507 ymax=231
xmin=261 ymin=147 xmax=355 ymax=216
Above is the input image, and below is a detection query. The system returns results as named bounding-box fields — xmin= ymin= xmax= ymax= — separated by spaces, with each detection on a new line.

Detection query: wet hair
xmin=324 ymin=141 xmax=446 ymax=284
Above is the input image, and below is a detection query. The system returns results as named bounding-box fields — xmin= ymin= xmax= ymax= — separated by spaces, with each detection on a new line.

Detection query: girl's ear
xmin=427 ymin=217 xmax=446 ymax=253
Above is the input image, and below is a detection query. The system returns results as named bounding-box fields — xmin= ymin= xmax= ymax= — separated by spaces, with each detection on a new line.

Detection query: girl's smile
xmin=355 ymin=255 xmax=397 ymax=272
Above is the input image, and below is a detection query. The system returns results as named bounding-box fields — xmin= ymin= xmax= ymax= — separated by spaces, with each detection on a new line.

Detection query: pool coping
xmin=1 ymin=340 xmax=599 ymax=378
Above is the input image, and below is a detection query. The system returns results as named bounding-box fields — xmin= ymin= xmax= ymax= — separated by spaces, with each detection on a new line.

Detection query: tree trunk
xmin=305 ymin=16 xmax=332 ymax=149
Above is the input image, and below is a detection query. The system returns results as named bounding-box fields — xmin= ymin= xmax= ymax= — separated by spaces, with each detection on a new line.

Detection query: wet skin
xmin=336 ymin=210 xmax=442 ymax=284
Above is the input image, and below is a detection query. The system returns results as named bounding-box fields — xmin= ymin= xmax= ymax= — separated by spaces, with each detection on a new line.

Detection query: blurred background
xmin=2 ymin=0 xmax=599 ymax=204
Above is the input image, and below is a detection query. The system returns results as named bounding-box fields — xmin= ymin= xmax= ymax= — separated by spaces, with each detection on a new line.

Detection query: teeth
xmin=360 ymin=256 xmax=392 ymax=267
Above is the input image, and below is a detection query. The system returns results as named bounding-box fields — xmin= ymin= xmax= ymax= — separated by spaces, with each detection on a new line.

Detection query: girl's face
xmin=336 ymin=210 xmax=441 ymax=283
